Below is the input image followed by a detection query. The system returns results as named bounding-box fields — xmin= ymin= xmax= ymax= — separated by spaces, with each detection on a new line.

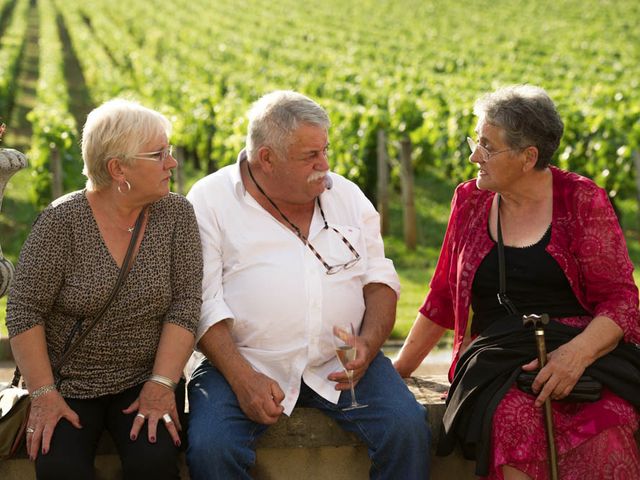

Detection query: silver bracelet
xmin=30 ymin=384 xmax=57 ymax=400
xmin=148 ymin=374 xmax=177 ymax=391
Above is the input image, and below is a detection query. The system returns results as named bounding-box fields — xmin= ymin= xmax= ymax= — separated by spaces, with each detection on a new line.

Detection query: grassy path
xmin=55 ymin=9 xmax=93 ymax=129
xmin=3 ymin=0 xmax=38 ymax=152
xmin=0 ymin=1 xmax=18 ymax=45
xmin=1 ymin=0 xmax=40 ymax=258
xmin=0 ymin=0 xmax=41 ymax=336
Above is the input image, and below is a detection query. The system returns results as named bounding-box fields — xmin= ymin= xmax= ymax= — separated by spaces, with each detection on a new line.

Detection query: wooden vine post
xmin=376 ymin=129 xmax=390 ymax=235
xmin=51 ymin=147 xmax=63 ymax=199
xmin=174 ymin=146 xmax=185 ymax=195
xmin=399 ymin=136 xmax=417 ymax=250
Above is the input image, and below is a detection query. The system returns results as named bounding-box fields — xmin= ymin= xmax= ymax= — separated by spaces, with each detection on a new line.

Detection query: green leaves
xmin=4 ymin=0 xmax=639 ymax=204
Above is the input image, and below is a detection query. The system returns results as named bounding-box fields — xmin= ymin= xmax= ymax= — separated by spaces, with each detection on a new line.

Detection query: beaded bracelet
xmin=148 ymin=374 xmax=177 ymax=391
xmin=30 ymin=384 xmax=57 ymax=400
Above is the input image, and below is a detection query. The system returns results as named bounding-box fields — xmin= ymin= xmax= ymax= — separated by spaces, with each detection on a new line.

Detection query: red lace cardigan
xmin=420 ymin=166 xmax=640 ymax=381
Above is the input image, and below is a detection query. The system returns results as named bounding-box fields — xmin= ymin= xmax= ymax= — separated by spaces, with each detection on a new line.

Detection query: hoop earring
xmin=117 ymin=180 xmax=131 ymax=195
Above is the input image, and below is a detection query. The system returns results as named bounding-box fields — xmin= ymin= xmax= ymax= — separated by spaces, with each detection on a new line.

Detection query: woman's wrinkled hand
xmin=26 ymin=390 xmax=81 ymax=460
xmin=123 ymin=381 xmax=181 ymax=447
xmin=521 ymin=340 xmax=590 ymax=407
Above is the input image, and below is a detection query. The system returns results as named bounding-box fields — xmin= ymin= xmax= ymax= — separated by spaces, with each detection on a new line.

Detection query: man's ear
xmin=256 ymin=146 xmax=276 ymax=173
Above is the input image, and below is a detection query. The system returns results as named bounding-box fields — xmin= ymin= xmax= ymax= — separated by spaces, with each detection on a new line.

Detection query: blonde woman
xmin=7 ymin=99 xmax=202 ymax=479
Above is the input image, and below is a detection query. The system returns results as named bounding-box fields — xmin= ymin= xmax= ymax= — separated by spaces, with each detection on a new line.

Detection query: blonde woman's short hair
xmin=82 ymin=99 xmax=171 ymax=190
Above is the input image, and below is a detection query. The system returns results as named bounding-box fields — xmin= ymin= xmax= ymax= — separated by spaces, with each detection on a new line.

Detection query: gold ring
xmin=162 ymin=413 xmax=173 ymax=424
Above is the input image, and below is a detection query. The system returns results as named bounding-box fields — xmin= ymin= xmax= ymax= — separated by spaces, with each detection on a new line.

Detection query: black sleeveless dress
xmin=470 ymin=227 xmax=588 ymax=336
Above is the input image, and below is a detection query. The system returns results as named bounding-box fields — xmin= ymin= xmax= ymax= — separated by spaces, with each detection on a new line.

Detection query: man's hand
xmin=328 ymin=331 xmax=374 ymax=390
xmin=199 ymin=321 xmax=285 ymax=424
xmin=230 ymin=370 xmax=285 ymax=425
xmin=328 ymin=283 xmax=397 ymax=390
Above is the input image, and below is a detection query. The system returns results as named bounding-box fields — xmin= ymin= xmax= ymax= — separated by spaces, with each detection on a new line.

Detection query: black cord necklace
xmin=245 ymin=160 xmax=361 ymax=274
xmin=246 ymin=160 xmax=313 ymax=244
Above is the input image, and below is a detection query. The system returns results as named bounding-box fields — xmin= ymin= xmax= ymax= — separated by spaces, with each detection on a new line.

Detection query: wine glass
xmin=332 ymin=323 xmax=368 ymax=411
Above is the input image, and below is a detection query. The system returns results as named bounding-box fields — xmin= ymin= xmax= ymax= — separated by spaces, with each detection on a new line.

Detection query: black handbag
xmin=495 ymin=195 xmax=602 ymax=403
xmin=516 ymin=371 xmax=602 ymax=403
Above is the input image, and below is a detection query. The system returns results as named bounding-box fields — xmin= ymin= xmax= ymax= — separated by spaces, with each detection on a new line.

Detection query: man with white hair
xmin=186 ymin=90 xmax=430 ymax=479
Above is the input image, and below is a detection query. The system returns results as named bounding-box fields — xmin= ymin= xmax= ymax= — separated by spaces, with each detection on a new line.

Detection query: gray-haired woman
xmin=7 ymin=99 xmax=202 ymax=479
xmin=395 ymin=85 xmax=640 ymax=479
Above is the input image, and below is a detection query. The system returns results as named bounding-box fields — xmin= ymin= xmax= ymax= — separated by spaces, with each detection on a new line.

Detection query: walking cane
xmin=522 ymin=314 xmax=559 ymax=480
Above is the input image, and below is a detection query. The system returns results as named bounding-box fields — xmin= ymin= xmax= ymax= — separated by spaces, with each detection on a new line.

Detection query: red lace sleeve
xmin=572 ymin=185 xmax=640 ymax=341
xmin=419 ymin=185 xmax=463 ymax=330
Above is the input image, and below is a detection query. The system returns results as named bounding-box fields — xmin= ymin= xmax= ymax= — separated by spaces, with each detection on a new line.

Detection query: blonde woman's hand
xmin=26 ymin=390 xmax=81 ymax=461
xmin=123 ymin=381 xmax=182 ymax=447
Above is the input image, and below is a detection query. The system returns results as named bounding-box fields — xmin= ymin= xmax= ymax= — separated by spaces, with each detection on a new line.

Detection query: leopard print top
xmin=7 ymin=190 xmax=203 ymax=398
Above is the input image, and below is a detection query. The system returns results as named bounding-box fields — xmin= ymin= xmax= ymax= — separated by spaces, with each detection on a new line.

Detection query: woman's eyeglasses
xmin=133 ymin=145 xmax=174 ymax=162
xmin=467 ymin=137 xmax=515 ymax=161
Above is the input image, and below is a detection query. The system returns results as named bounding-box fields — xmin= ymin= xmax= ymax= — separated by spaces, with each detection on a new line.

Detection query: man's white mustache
xmin=307 ymin=170 xmax=329 ymax=183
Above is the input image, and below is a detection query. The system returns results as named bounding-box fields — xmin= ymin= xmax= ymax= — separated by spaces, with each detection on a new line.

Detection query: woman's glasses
xmin=133 ymin=145 xmax=174 ymax=162
xmin=466 ymin=137 xmax=515 ymax=161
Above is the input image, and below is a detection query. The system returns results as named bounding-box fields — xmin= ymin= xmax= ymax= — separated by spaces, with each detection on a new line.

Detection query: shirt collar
xmin=231 ymin=149 xmax=248 ymax=200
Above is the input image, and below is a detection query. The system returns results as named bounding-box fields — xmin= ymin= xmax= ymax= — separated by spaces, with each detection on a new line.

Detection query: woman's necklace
xmin=112 ymin=220 xmax=135 ymax=234
xmin=108 ymin=206 xmax=141 ymax=234
xmin=88 ymin=190 xmax=142 ymax=234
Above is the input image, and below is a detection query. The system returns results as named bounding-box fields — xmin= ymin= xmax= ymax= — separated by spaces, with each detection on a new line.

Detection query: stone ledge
xmin=255 ymin=375 xmax=449 ymax=450
xmin=257 ymin=405 xmax=363 ymax=449
xmin=2 ymin=374 xmax=638 ymax=479
xmin=1 ymin=375 xmax=479 ymax=479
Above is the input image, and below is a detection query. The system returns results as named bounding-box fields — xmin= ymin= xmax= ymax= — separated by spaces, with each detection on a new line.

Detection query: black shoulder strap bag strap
xmin=11 ymin=207 xmax=146 ymax=388
xmin=496 ymin=195 xmax=518 ymax=315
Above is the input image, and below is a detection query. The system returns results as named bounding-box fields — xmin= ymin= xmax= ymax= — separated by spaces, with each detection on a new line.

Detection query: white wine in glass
xmin=335 ymin=345 xmax=356 ymax=368
xmin=332 ymin=324 xmax=368 ymax=411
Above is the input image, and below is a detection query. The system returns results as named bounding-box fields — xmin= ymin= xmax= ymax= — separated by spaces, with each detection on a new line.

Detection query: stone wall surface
xmin=0 ymin=375 xmax=479 ymax=480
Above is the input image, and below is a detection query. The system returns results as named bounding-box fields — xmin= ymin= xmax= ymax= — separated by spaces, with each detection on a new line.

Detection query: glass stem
xmin=348 ymin=370 xmax=357 ymax=404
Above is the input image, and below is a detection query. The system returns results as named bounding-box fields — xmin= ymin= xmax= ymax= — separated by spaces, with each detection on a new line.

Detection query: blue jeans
xmin=187 ymin=352 xmax=431 ymax=479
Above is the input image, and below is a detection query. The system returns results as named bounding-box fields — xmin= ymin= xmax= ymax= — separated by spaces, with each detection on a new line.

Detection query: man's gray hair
xmin=246 ymin=90 xmax=330 ymax=160
xmin=473 ymin=85 xmax=564 ymax=169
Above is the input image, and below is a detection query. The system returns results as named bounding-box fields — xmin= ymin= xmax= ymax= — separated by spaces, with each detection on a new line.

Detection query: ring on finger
xmin=136 ymin=413 xmax=146 ymax=420
xmin=26 ymin=426 xmax=35 ymax=434
xmin=162 ymin=413 xmax=173 ymax=424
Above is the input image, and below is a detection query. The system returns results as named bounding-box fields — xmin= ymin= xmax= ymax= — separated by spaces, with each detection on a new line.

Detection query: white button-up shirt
xmin=187 ymin=153 xmax=400 ymax=415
